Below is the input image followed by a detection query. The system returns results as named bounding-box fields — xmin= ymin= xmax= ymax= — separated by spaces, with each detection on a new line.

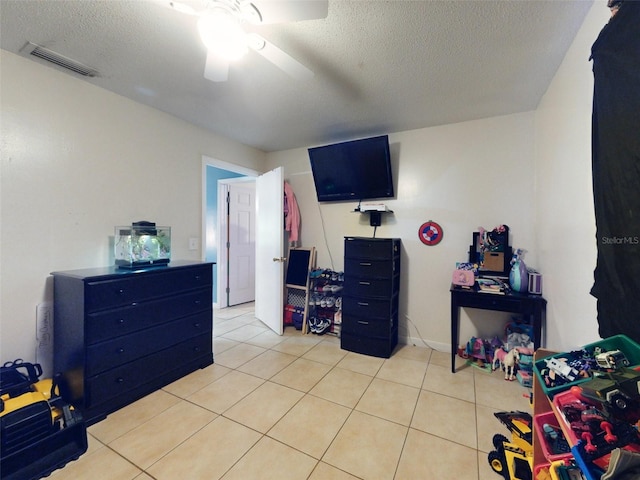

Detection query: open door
xmin=227 ymin=181 xmax=256 ymax=306
xmin=255 ymin=167 xmax=284 ymax=335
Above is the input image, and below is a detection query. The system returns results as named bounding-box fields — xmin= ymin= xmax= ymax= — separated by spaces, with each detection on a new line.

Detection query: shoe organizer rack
xmin=284 ymin=247 xmax=316 ymax=333
xmin=307 ymin=268 xmax=343 ymax=336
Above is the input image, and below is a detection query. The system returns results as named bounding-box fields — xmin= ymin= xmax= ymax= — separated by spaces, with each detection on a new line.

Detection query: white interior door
xmin=227 ymin=182 xmax=256 ymax=306
xmin=255 ymin=167 xmax=284 ymax=335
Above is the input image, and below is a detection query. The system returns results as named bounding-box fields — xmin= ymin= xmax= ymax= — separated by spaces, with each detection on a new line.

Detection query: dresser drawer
xmin=86 ymin=288 xmax=211 ymax=345
xmin=344 ymin=276 xmax=396 ymax=298
xmin=341 ymin=330 xmax=398 ymax=358
xmin=344 ymin=258 xmax=398 ymax=279
xmin=343 ymin=294 xmax=398 ymax=320
xmin=341 ymin=315 xmax=395 ymax=337
xmin=345 ymin=237 xmax=400 ymax=260
xmin=86 ymin=333 xmax=212 ymax=407
xmin=85 ymin=265 xmax=212 ymax=312
xmin=86 ymin=311 xmax=211 ymax=376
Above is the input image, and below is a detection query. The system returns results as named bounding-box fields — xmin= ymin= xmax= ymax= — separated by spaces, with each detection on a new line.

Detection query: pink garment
xmin=284 ymin=181 xmax=300 ymax=244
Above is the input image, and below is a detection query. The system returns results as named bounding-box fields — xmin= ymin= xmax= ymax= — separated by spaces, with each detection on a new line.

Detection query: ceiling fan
xmin=162 ymin=0 xmax=328 ymax=82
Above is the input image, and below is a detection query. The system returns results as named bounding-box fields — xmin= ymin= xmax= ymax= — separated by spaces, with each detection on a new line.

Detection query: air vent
xmin=21 ymin=42 xmax=99 ymax=77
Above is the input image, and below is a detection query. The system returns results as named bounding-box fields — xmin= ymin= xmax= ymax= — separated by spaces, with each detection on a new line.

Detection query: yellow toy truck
xmin=488 ymin=411 xmax=534 ymax=480
xmin=0 ymin=359 xmax=87 ymax=480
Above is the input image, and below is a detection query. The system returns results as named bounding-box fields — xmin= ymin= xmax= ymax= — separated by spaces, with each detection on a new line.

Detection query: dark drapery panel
xmin=590 ymin=1 xmax=640 ymax=341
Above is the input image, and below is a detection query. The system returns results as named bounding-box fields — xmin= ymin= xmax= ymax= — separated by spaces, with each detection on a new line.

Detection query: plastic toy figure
xmin=544 ymin=357 xmax=580 ymax=383
xmin=493 ymin=348 xmax=520 ymax=381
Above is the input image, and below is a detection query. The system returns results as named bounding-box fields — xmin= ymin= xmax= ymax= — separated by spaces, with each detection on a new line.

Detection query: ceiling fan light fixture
xmin=197 ymin=9 xmax=247 ymax=61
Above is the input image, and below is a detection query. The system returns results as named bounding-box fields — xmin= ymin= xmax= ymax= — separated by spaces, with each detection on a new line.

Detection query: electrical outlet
xmin=189 ymin=237 xmax=198 ymax=250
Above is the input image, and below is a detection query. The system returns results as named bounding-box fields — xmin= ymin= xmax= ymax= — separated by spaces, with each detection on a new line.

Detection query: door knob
xmin=272 ymin=257 xmax=287 ymax=262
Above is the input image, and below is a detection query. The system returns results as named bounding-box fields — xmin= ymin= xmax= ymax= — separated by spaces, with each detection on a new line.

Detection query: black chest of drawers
xmin=341 ymin=237 xmax=401 ymax=358
xmin=52 ymin=261 xmax=214 ymax=425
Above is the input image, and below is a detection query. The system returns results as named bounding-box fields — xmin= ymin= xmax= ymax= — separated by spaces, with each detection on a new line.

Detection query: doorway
xmin=203 ymin=156 xmax=259 ymax=307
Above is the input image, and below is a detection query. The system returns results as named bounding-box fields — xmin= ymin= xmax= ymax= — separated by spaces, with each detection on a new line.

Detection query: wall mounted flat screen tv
xmin=308 ymin=135 xmax=394 ymax=202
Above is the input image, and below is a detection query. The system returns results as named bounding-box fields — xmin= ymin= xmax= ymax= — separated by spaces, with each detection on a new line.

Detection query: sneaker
xmin=326 ymin=296 xmax=335 ymax=308
xmin=335 ymin=297 xmax=342 ymax=309
xmin=330 ymin=284 xmax=343 ymax=293
xmin=307 ymin=316 xmax=318 ymax=333
xmin=316 ymin=318 xmax=332 ymax=335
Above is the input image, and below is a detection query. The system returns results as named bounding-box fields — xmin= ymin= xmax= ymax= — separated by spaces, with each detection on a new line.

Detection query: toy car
xmin=488 ymin=411 xmax=533 ymax=480
xmin=595 ymin=350 xmax=630 ymax=370
xmin=1 ymin=360 xmax=87 ymax=480
xmin=572 ymin=367 xmax=640 ymax=413
xmin=544 ymin=357 xmax=579 ymax=383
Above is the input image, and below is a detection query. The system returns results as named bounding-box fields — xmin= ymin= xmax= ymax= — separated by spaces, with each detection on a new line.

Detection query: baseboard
xmin=399 ymin=334 xmax=450 ymax=353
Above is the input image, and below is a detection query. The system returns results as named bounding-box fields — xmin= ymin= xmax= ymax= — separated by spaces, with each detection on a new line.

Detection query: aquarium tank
xmin=114 ymin=222 xmax=171 ymax=268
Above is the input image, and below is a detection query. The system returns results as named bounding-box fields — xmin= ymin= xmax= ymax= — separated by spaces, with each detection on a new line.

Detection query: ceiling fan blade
xmin=204 ymin=50 xmax=230 ymax=82
xmin=247 ymin=33 xmax=313 ymax=80
xmin=246 ymin=0 xmax=328 ymax=24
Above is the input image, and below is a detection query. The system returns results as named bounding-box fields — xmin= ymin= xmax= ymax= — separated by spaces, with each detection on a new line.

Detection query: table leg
xmin=451 ymin=295 xmax=459 ymax=373
xmin=533 ymin=303 xmax=545 ymax=350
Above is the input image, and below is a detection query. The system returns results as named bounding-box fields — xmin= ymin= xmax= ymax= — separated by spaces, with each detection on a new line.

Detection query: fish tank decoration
xmin=114 ymin=221 xmax=171 ymax=269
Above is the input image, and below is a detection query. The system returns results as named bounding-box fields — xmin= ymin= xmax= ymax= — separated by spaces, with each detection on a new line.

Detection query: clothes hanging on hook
xmin=284 ymin=181 xmax=300 ymax=246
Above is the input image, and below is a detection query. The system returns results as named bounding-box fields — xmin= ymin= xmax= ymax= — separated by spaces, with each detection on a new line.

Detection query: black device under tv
xmin=308 ymin=135 xmax=394 ymax=202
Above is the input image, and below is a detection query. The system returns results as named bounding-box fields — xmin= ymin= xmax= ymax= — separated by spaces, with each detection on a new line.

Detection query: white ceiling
xmin=0 ymin=0 xmax=594 ymax=152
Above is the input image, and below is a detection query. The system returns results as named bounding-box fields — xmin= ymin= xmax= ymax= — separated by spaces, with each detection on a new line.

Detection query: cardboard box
xmin=483 ymin=252 xmax=504 ymax=271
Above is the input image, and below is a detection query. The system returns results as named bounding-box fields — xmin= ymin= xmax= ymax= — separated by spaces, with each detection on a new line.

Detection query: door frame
xmin=201 ymin=155 xmax=260 ymax=308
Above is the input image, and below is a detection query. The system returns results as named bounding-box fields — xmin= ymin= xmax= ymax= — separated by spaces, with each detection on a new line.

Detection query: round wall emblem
xmin=419 ymin=221 xmax=443 ymax=246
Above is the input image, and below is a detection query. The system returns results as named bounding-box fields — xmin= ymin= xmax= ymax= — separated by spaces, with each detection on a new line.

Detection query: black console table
xmin=450 ymin=285 xmax=546 ymax=373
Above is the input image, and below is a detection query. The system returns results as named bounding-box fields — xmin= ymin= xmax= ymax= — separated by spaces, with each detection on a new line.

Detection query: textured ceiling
xmin=0 ymin=0 xmax=595 ymax=152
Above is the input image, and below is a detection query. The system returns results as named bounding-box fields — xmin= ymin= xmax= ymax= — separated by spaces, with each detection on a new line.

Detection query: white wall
xmin=0 ymin=50 xmax=265 ymax=372
xmin=267 ymin=112 xmax=537 ymax=351
xmin=267 ymin=1 xmax=613 ymax=353
xmin=0 ymin=0 xmax=612 ymax=369
xmin=534 ymin=2 xmax=611 ymax=351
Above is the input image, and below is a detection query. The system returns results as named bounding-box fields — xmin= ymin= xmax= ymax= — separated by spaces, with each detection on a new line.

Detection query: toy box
xmin=534 ymin=335 xmax=640 ymax=398
xmin=517 ymin=370 xmax=533 ymax=388
xmin=533 ymin=411 xmax=572 ymax=462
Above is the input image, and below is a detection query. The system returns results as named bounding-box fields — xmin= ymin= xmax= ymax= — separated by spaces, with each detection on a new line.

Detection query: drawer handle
xmin=117 ymin=348 xmax=125 ymax=354
xmin=194 ymin=347 xmax=200 ymax=352
xmin=194 ymin=323 xmax=201 ymax=328
xmin=358 ymin=281 xmax=371 ymax=286
xmin=359 ymin=262 xmax=372 ymax=266
xmin=195 ymin=275 xmax=201 ymax=280
xmin=117 ymin=318 xmax=125 ymax=325
xmin=116 ymin=378 xmax=124 ymax=383
xmin=357 ymin=302 xmax=369 ymax=306
xmin=357 ymin=320 xmax=369 ymax=325
xmin=194 ymin=300 xmax=201 ymax=305
xmin=117 ymin=288 xmax=125 ymax=295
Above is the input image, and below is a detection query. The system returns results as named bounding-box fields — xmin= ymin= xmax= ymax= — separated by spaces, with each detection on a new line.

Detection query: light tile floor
xmin=51 ymin=303 xmax=531 ymax=480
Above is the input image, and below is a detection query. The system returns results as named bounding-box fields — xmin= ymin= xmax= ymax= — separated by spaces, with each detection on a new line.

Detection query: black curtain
xmin=590 ymin=2 xmax=640 ymax=342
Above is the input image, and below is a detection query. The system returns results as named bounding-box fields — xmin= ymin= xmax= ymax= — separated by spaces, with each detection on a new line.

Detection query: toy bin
xmin=534 ymin=335 xmax=640 ymax=399
xmin=534 ymin=411 xmax=573 ymax=462
xmin=551 ymin=389 xmax=591 ymax=446
xmin=533 ymin=462 xmax=552 ymax=480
